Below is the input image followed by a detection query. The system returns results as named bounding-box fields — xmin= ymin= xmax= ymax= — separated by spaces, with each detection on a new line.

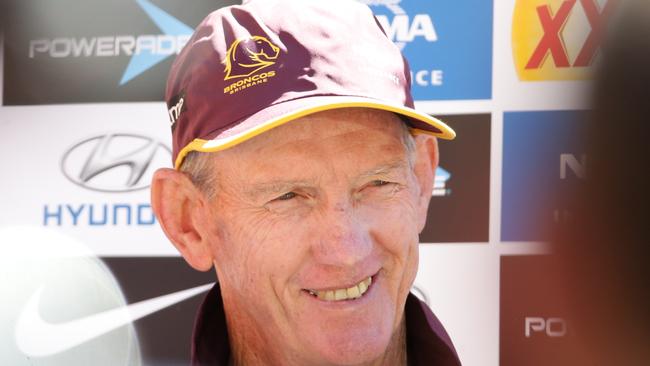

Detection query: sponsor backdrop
xmin=3 ymin=0 xmax=239 ymax=104
xmin=500 ymin=255 xmax=575 ymax=366
xmin=501 ymin=111 xmax=587 ymax=242
xmin=422 ymin=114 xmax=491 ymax=243
xmin=0 ymin=0 xmax=611 ymax=365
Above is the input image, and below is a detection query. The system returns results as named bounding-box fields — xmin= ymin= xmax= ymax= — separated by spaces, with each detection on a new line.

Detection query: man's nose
xmin=311 ymin=201 xmax=372 ymax=267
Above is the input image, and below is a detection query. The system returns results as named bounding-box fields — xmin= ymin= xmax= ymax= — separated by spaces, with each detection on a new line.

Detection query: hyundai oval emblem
xmin=61 ymin=133 xmax=171 ymax=193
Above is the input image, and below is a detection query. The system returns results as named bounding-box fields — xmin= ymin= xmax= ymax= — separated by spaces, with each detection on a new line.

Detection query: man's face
xmin=198 ymin=109 xmax=432 ymax=364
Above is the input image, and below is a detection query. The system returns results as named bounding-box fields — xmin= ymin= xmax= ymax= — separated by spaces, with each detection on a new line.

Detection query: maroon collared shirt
xmin=191 ymin=284 xmax=461 ymax=365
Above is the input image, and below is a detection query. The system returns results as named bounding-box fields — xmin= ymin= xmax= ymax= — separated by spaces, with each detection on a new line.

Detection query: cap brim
xmin=175 ymin=95 xmax=455 ymax=169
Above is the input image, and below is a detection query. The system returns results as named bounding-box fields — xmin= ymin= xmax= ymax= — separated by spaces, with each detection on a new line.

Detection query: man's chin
xmin=288 ymin=278 xmax=404 ymax=364
xmin=303 ymin=326 xmax=394 ymax=366
xmin=293 ymin=306 xmax=397 ymax=365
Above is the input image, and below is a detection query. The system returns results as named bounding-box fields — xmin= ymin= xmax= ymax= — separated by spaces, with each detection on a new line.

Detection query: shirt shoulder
xmin=404 ymin=293 xmax=462 ymax=366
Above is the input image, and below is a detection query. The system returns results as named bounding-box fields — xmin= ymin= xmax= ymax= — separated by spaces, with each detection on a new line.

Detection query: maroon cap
xmin=166 ymin=0 xmax=455 ymax=169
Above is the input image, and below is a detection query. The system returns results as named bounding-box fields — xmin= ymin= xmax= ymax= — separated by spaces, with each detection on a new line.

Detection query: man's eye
xmin=274 ymin=192 xmax=297 ymax=201
xmin=370 ymin=180 xmax=391 ymax=187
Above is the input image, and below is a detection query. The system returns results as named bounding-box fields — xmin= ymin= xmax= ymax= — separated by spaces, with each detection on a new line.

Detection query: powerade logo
xmin=525 ymin=317 xmax=568 ymax=338
xmin=360 ymin=0 xmax=492 ymax=100
xmin=5 ymin=0 xmax=236 ymax=104
xmin=501 ymin=111 xmax=587 ymax=241
xmin=512 ymin=0 xmax=616 ymax=81
xmin=500 ymin=256 xmax=575 ymax=366
xmin=27 ymin=0 xmax=193 ymax=85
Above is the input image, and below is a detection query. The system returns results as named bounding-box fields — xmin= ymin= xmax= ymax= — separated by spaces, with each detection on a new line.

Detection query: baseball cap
xmin=166 ymin=0 xmax=456 ymax=170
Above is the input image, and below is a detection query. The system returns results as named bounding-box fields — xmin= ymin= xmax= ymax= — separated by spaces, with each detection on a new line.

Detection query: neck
xmin=223 ymin=298 xmax=287 ymax=366
xmin=226 ymin=311 xmax=408 ymax=366
xmin=379 ymin=318 xmax=408 ymax=366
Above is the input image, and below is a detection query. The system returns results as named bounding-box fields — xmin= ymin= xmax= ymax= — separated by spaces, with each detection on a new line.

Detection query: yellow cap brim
xmin=175 ymin=96 xmax=455 ymax=169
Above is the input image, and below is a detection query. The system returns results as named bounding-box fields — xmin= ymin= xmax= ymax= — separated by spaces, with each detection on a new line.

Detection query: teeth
xmin=358 ymin=280 xmax=368 ymax=294
xmin=334 ymin=289 xmax=347 ymax=300
xmin=325 ymin=291 xmax=335 ymax=301
xmin=309 ymin=276 xmax=372 ymax=302
xmin=346 ymin=285 xmax=360 ymax=298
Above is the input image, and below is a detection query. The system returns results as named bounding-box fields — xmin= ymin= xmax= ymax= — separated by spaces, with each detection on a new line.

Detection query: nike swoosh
xmin=15 ymin=282 xmax=214 ymax=357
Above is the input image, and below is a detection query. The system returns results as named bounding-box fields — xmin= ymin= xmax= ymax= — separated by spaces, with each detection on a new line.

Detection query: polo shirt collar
xmin=191 ymin=284 xmax=461 ymax=365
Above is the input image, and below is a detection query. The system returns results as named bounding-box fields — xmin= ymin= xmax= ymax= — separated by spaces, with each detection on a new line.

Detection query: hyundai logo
xmin=61 ymin=133 xmax=171 ymax=192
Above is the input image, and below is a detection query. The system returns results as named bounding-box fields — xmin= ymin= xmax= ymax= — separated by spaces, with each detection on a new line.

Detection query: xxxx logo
xmin=513 ymin=0 xmax=616 ymax=81
xmin=223 ymin=36 xmax=280 ymax=95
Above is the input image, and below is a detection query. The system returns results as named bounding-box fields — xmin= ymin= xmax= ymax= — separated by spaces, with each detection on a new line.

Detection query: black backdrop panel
xmin=420 ymin=114 xmax=491 ymax=243
xmin=3 ymin=0 xmax=238 ymax=105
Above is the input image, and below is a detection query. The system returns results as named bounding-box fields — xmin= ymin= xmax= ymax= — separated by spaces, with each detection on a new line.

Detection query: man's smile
xmin=304 ymin=274 xmax=376 ymax=302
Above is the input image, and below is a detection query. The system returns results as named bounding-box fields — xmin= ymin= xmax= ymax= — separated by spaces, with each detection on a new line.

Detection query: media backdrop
xmin=0 ymin=0 xmax=608 ymax=364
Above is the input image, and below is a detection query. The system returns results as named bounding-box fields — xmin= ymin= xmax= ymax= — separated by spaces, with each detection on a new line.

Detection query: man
xmin=151 ymin=0 xmax=461 ymax=365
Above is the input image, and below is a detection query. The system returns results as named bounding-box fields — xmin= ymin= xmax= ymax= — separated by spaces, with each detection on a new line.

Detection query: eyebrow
xmin=356 ymin=159 xmax=410 ymax=180
xmin=245 ymin=180 xmax=313 ymax=200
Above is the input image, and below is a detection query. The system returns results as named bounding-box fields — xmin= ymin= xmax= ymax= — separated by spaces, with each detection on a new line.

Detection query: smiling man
xmin=151 ymin=0 xmax=460 ymax=365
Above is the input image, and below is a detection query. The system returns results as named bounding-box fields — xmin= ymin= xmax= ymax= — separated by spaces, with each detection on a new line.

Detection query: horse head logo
xmin=224 ymin=36 xmax=280 ymax=80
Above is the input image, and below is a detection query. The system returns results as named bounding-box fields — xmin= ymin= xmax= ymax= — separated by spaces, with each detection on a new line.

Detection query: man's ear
xmin=412 ymin=134 xmax=439 ymax=233
xmin=150 ymin=168 xmax=214 ymax=271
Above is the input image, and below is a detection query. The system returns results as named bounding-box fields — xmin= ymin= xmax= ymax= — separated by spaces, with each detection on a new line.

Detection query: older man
xmin=151 ymin=0 xmax=460 ymax=365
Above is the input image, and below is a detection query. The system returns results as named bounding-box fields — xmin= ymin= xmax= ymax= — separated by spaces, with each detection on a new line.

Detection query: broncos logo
xmin=224 ymin=36 xmax=280 ymax=80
